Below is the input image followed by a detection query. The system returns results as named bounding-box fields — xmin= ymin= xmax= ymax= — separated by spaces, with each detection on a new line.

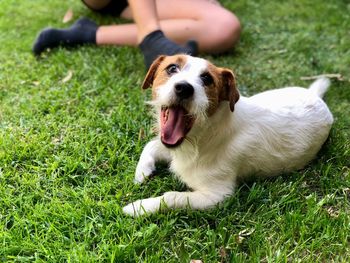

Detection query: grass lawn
xmin=0 ymin=0 xmax=349 ymax=261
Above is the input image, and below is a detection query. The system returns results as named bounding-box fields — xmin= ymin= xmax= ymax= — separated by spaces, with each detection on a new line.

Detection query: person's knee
xmin=202 ymin=10 xmax=240 ymax=53
xmin=213 ymin=11 xmax=241 ymax=51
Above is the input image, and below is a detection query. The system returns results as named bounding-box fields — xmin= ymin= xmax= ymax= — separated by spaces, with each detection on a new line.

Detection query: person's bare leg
xmin=96 ymin=0 xmax=240 ymax=53
xmin=96 ymin=24 xmax=138 ymax=46
xmin=33 ymin=0 xmax=239 ymax=59
xmin=127 ymin=0 xmax=160 ymax=43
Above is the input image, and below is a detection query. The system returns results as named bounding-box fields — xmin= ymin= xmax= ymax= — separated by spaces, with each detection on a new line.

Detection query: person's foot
xmin=32 ymin=17 xmax=98 ymax=56
xmin=139 ymin=30 xmax=198 ymax=69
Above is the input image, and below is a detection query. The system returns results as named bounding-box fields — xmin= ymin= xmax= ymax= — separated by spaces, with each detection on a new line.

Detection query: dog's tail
xmin=308 ymin=77 xmax=331 ymax=98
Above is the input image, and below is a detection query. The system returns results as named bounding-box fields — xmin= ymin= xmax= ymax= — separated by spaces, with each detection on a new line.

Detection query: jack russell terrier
xmin=123 ymin=55 xmax=333 ymax=217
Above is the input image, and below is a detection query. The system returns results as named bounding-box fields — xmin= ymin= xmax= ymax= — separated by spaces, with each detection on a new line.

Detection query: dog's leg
xmin=134 ymin=139 xmax=171 ymax=184
xmin=123 ymin=187 xmax=232 ymax=217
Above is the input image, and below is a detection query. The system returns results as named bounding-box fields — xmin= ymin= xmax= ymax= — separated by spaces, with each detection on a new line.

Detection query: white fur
xmin=123 ymin=56 xmax=333 ymax=217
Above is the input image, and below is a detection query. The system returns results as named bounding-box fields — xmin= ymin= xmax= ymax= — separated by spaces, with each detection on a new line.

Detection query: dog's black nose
xmin=174 ymin=81 xmax=194 ymax=100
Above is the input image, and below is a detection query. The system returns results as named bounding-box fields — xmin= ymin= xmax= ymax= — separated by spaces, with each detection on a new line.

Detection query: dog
xmin=123 ymin=54 xmax=333 ymax=217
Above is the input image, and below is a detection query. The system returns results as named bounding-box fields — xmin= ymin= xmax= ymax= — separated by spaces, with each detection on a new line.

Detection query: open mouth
xmin=160 ymin=105 xmax=195 ymax=147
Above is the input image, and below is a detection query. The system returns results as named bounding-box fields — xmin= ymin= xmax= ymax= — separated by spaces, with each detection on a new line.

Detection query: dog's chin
xmin=160 ymin=105 xmax=195 ymax=148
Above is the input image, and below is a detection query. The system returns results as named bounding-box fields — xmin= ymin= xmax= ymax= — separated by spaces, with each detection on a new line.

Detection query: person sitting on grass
xmin=32 ymin=0 xmax=241 ymax=69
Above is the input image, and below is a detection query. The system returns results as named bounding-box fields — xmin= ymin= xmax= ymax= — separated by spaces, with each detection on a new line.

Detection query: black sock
xmin=32 ymin=17 xmax=98 ymax=56
xmin=139 ymin=30 xmax=198 ymax=69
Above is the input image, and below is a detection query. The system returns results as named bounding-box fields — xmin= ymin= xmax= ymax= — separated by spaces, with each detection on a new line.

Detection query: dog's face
xmin=142 ymin=55 xmax=239 ymax=148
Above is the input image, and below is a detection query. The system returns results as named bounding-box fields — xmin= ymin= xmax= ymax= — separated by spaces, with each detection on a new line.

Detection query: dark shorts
xmin=82 ymin=0 xmax=129 ymax=16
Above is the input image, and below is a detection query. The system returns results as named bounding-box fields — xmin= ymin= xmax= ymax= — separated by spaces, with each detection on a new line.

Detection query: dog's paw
xmin=123 ymin=196 xmax=162 ymax=217
xmin=134 ymin=160 xmax=155 ymax=184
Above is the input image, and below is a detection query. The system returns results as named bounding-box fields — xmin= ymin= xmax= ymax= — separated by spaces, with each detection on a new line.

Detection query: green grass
xmin=0 ymin=0 xmax=349 ymax=262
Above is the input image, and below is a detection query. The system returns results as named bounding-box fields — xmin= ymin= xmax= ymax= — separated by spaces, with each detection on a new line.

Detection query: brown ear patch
xmin=204 ymin=64 xmax=240 ymax=115
xmin=219 ymin=69 xmax=239 ymax=112
xmin=141 ymin=55 xmax=166 ymax=90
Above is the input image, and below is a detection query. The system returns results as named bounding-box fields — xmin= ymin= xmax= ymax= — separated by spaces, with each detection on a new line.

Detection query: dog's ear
xmin=141 ymin=55 xmax=166 ymax=90
xmin=220 ymin=69 xmax=240 ymax=112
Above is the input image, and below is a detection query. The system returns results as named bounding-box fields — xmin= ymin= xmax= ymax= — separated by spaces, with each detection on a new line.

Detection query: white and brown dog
xmin=123 ymin=55 xmax=333 ymax=217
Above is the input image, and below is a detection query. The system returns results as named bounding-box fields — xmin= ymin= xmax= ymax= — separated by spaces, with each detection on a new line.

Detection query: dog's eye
xmin=166 ymin=64 xmax=179 ymax=75
xmin=200 ymin=72 xmax=213 ymax=86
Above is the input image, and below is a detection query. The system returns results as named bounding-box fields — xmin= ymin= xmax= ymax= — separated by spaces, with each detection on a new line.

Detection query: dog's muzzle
xmin=160 ymin=81 xmax=195 ymax=148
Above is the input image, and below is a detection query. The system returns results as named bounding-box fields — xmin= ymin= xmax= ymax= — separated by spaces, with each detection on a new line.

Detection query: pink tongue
xmin=161 ymin=106 xmax=187 ymax=146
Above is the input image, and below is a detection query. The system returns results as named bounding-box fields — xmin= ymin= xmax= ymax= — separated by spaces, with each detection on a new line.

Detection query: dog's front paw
xmin=134 ymin=159 xmax=155 ymax=184
xmin=123 ymin=196 xmax=163 ymax=217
